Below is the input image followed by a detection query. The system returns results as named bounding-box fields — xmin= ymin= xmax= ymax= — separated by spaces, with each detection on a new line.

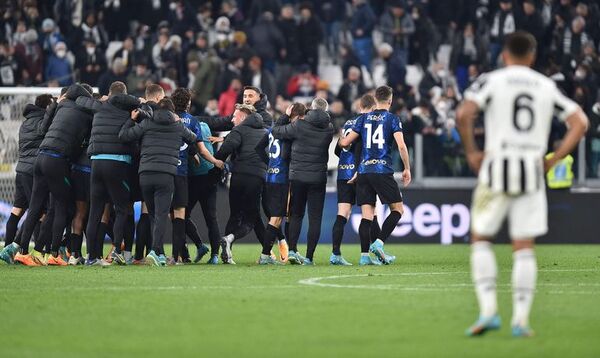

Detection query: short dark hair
xmin=35 ymin=94 xmax=53 ymax=109
xmin=374 ymin=85 xmax=393 ymax=103
xmin=290 ymin=103 xmax=307 ymax=118
xmin=158 ymin=98 xmax=175 ymax=112
xmin=145 ymin=84 xmax=164 ymax=99
xmin=79 ymin=83 xmax=93 ymax=95
xmin=243 ymin=86 xmax=261 ymax=95
xmin=171 ymin=88 xmax=192 ymax=112
xmin=504 ymin=31 xmax=537 ymax=59
xmin=60 ymin=87 xmax=68 ymax=96
xmin=109 ymin=81 xmax=127 ymax=95
xmin=359 ymin=94 xmax=376 ymax=110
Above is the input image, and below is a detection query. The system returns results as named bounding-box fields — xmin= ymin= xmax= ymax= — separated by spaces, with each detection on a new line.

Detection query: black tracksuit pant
xmin=18 ymin=153 xmax=73 ymax=255
xmin=288 ymin=180 xmax=326 ymax=261
xmin=140 ymin=172 xmax=174 ymax=255
xmin=225 ymin=173 xmax=265 ymax=243
xmin=187 ymin=171 xmax=221 ymax=254
xmin=85 ymin=159 xmax=132 ymax=259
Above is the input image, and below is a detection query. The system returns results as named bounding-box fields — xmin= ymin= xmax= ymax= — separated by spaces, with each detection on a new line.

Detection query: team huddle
xmin=0 ymin=74 xmax=410 ymax=268
xmin=0 ymin=31 xmax=589 ymax=338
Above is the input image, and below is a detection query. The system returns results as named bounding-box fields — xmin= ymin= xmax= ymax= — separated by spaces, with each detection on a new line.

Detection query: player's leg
xmin=508 ymin=189 xmax=546 ymax=337
xmin=331 ymin=180 xmax=355 ymax=265
xmin=44 ymin=158 xmax=73 ymax=266
xmin=304 ymin=182 xmax=326 ymax=264
xmin=354 ymin=174 xmax=380 ymax=265
xmin=93 ymin=204 xmax=112 ymax=264
xmin=221 ymin=173 xmax=245 ymax=263
xmin=134 ymin=202 xmax=150 ymax=261
xmin=139 ymin=173 xmax=159 ymax=265
xmin=259 ymin=182 xmax=286 ymax=264
xmin=150 ymin=174 xmax=174 ymax=266
xmin=85 ymin=162 xmax=108 ymax=263
xmin=69 ymin=200 xmax=88 ymax=264
xmin=102 ymin=161 xmax=133 ymax=264
xmin=287 ymin=180 xmax=308 ymax=264
xmin=7 ymin=159 xmax=51 ymax=265
xmin=466 ymin=184 xmax=509 ymax=336
xmin=368 ymin=174 xmax=403 ymax=263
xmin=4 ymin=172 xmax=31 ymax=247
xmin=197 ymin=174 xmax=219 ymax=263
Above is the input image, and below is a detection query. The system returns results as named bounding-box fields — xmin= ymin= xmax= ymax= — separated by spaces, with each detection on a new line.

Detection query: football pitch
xmin=0 ymin=244 xmax=599 ymax=358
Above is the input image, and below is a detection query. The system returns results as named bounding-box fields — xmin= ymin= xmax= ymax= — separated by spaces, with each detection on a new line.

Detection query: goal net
xmin=0 ymin=87 xmax=62 ymax=240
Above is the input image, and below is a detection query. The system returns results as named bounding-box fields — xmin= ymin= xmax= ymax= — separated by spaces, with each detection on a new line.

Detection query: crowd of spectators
xmin=1 ymin=0 xmax=600 ymax=178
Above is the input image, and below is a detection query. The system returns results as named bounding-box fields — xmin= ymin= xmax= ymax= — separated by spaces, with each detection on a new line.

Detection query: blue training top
xmin=187 ymin=117 xmax=215 ymax=176
xmin=351 ymin=109 xmax=402 ymax=175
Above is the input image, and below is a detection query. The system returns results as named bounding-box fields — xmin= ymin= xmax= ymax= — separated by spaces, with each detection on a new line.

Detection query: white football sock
xmin=511 ymin=248 xmax=537 ymax=327
xmin=361 ymin=252 xmax=370 ymax=257
xmin=471 ymin=241 xmax=498 ymax=318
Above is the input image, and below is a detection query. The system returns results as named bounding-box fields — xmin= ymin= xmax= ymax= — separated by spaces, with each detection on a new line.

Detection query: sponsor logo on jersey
xmin=363 ymin=159 xmax=387 ymax=166
xmin=267 ymin=167 xmax=280 ymax=174
xmin=338 ymin=164 xmax=355 ymax=170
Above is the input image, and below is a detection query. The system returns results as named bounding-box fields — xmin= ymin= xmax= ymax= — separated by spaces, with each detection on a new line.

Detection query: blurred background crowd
xmin=1 ymin=0 xmax=599 ymax=178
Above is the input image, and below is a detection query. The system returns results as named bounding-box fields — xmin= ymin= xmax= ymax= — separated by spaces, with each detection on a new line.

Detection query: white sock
xmin=279 ymin=239 xmax=287 ymax=244
xmin=511 ymin=248 xmax=537 ymax=327
xmin=471 ymin=241 xmax=498 ymax=318
xmin=260 ymin=253 xmax=270 ymax=259
xmin=361 ymin=252 xmax=370 ymax=257
xmin=124 ymin=251 xmax=132 ymax=262
xmin=375 ymin=239 xmax=384 ymax=246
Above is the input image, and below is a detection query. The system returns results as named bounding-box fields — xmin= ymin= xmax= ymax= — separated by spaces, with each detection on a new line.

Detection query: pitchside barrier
xmin=2 ymin=183 xmax=597 ymax=245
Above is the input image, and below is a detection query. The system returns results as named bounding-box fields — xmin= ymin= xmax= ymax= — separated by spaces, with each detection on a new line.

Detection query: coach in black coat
xmin=215 ymin=111 xmax=267 ymax=179
xmin=271 ymin=106 xmax=333 ymax=263
xmin=119 ymin=106 xmax=197 ymax=259
xmin=38 ymin=84 xmax=94 ymax=161
xmin=271 ymin=108 xmax=333 ymax=183
xmin=77 ymin=94 xmax=141 ymax=157
xmin=16 ymin=104 xmax=47 ymax=176
xmin=76 ymin=92 xmax=142 ymax=260
xmin=214 ymin=105 xmax=269 ymax=262
xmin=119 ymin=107 xmax=196 ymax=176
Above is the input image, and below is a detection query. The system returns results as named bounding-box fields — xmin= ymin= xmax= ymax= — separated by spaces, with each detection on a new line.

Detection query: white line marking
xmin=298 ymin=269 xmax=600 ymax=295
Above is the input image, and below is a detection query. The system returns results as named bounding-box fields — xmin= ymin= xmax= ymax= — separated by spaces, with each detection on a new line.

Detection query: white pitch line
xmin=298 ymin=269 xmax=600 ymax=295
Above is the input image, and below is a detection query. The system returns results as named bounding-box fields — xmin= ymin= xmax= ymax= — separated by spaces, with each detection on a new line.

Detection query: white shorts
xmin=470 ymin=184 xmax=548 ymax=239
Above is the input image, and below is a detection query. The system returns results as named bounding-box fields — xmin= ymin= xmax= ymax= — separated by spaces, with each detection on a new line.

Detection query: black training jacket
xmin=271 ymin=109 xmax=334 ymax=184
xmin=16 ymin=104 xmax=46 ymax=175
xmin=119 ymin=108 xmax=197 ymax=175
xmin=77 ymin=94 xmax=141 ymax=157
xmin=215 ymin=113 xmax=268 ymax=179
xmin=38 ymin=84 xmax=93 ymax=161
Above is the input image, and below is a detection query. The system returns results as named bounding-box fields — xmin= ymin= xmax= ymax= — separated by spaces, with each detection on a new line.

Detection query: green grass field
xmin=0 ymin=244 xmax=599 ymax=358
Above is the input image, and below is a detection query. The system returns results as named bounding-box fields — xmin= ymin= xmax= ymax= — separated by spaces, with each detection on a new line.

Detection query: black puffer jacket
xmin=254 ymin=93 xmax=273 ymax=128
xmin=39 ymin=84 xmax=93 ymax=160
xmin=272 ymin=109 xmax=333 ymax=183
xmin=119 ymin=108 xmax=197 ymax=175
xmin=77 ymin=94 xmax=141 ymax=156
xmin=215 ymin=113 xmax=268 ymax=179
xmin=16 ymin=104 xmax=46 ymax=175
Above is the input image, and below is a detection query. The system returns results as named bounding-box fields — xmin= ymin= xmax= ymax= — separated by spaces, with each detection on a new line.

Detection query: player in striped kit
xmin=457 ymin=31 xmax=588 ymax=337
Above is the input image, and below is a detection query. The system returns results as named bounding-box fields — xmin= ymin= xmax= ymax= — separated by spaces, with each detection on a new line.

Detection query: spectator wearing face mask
xmin=75 ymin=39 xmax=106 ymax=86
xmin=45 ymin=41 xmax=73 ymax=86
xmin=40 ymin=18 xmax=64 ymax=57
